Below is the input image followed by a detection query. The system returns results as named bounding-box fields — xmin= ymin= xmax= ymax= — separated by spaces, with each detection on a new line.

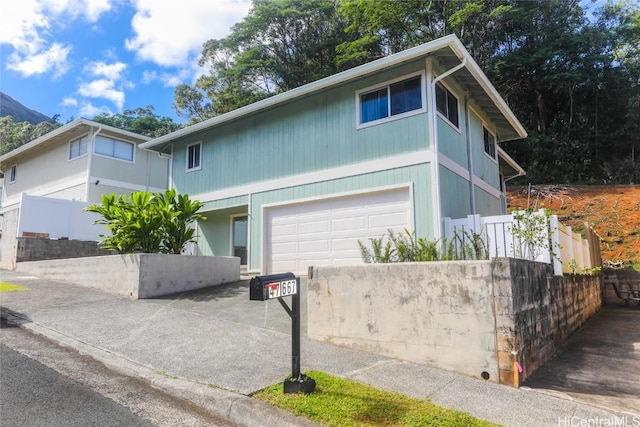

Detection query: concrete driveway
xmin=523 ymin=303 xmax=640 ymax=416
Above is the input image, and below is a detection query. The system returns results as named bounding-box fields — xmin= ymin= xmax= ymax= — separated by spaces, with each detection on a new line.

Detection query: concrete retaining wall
xmin=16 ymin=254 xmax=240 ymax=298
xmin=308 ymin=258 xmax=602 ymax=386
xmin=308 ymin=262 xmax=500 ymax=382
xmin=493 ymin=259 xmax=602 ymax=385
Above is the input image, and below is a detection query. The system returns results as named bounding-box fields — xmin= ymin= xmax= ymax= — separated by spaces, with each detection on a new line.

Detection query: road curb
xmin=0 ymin=312 xmax=321 ymax=427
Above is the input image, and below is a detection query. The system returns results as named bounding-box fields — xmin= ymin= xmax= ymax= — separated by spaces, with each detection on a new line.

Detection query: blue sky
xmin=0 ymin=0 xmax=252 ymax=124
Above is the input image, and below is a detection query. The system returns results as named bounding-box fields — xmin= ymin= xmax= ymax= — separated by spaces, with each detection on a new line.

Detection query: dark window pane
xmin=360 ymin=88 xmax=388 ymax=123
xmin=447 ymin=91 xmax=459 ymax=127
xmin=435 ymin=83 xmax=447 ymax=116
xmin=390 ymin=77 xmax=422 ymax=116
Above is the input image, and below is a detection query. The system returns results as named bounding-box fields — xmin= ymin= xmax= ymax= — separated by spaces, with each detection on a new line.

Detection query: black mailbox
xmin=249 ymin=272 xmax=297 ymax=301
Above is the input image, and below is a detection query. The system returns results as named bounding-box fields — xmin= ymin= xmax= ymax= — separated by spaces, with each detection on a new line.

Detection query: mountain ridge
xmin=0 ymin=92 xmax=53 ymax=124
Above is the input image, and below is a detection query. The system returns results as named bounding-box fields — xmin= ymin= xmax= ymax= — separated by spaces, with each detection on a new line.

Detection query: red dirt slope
xmin=507 ymin=185 xmax=640 ymax=268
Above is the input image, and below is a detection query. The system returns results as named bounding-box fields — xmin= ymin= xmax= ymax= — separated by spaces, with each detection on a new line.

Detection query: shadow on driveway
xmin=524 ymin=305 xmax=640 ymax=416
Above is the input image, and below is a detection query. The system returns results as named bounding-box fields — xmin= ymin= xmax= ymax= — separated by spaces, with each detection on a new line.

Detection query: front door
xmin=232 ymin=215 xmax=248 ymax=266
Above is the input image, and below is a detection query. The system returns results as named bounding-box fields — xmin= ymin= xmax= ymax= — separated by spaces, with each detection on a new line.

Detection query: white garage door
xmin=265 ymin=188 xmax=412 ymax=274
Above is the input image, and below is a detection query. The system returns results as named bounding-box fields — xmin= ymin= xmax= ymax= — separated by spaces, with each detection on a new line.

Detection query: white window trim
xmin=356 ymin=71 xmax=426 ymax=129
xmin=230 ymin=213 xmax=249 ymax=266
xmin=186 ymin=141 xmax=202 ymax=172
xmin=93 ymin=135 xmax=136 ymax=163
xmin=483 ymin=125 xmax=498 ymax=162
xmin=9 ymin=164 xmax=17 ymax=183
xmin=435 ymin=80 xmax=461 ymax=132
xmin=68 ymin=133 xmax=90 ymax=161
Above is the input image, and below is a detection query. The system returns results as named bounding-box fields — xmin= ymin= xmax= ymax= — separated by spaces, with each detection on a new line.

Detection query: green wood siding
xmin=197 ymin=205 xmax=248 ymax=257
xmin=171 ymin=60 xmax=430 ymax=197
xmin=469 ymin=108 xmax=499 ymax=188
xmin=439 ymin=166 xmax=471 ymax=220
xmin=474 ymin=187 xmax=502 ymax=216
xmin=243 ymin=165 xmax=432 ymax=269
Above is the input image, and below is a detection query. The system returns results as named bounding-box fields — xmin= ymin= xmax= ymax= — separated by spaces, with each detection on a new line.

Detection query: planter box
xmin=16 ymin=253 xmax=241 ymax=298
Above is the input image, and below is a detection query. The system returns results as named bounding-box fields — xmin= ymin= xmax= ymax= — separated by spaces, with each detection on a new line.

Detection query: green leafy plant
xmin=85 ymin=190 xmax=206 ymax=254
xmin=510 ymin=209 xmax=553 ymax=261
xmin=358 ymin=229 xmax=488 ymax=263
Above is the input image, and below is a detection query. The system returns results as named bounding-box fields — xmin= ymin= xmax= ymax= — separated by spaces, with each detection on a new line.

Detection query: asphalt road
xmin=0 ymin=319 xmax=238 ymax=427
xmin=1 ymin=343 xmax=156 ymax=427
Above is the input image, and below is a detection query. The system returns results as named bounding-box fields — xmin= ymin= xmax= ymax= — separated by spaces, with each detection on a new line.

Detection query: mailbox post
xmin=250 ymin=273 xmax=315 ymax=394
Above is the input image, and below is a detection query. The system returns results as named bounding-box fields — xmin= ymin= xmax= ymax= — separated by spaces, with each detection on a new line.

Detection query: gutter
xmin=85 ymin=124 xmax=103 ymax=201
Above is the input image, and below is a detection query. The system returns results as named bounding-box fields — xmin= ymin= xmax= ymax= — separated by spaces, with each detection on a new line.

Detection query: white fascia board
xmin=140 ymin=34 xmax=462 ymax=151
xmin=0 ymin=118 xmax=151 ymax=164
xmin=447 ymin=41 xmax=528 ymax=141
xmin=497 ymin=146 xmax=526 ymax=176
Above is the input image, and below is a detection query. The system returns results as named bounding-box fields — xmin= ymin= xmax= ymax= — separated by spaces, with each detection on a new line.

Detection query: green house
xmin=141 ymin=34 xmax=527 ymax=275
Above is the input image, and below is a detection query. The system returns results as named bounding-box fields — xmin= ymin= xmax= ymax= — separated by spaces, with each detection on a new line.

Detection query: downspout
xmin=464 ymin=96 xmax=476 ymax=214
xmin=428 ymin=56 xmax=467 ymax=239
xmin=85 ymin=125 xmax=103 ymax=201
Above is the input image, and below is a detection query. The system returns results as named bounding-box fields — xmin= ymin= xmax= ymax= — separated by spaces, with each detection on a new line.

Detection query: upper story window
xmin=484 ymin=127 xmax=496 ymax=159
xmin=186 ymin=142 xmax=201 ymax=172
xmin=358 ymin=74 xmax=424 ymax=126
xmin=95 ymin=135 xmax=134 ymax=162
xmin=69 ymin=135 xmax=88 ymax=160
xmin=9 ymin=164 xmax=16 ymax=183
xmin=435 ymin=82 xmax=459 ymax=128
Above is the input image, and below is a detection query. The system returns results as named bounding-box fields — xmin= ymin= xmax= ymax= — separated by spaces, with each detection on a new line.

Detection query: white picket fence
xmin=443 ymin=209 xmax=601 ymax=276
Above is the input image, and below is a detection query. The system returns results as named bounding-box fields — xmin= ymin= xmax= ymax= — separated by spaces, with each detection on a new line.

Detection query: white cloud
xmin=6 ymin=43 xmax=72 ymax=77
xmin=78 ymin=101 xmax=113 ymax=117
xmin=84 ymin=61 xmax=127 ymax=80
xmin=0 ymin=0 xmax=113 ymax=77
xmin=62 ymin=97 xmax=78 ymax=107
xmin=78 ymin=79 xmax=125 ymax=110
xmin=125 ymin=0 xmax=251 ymax=67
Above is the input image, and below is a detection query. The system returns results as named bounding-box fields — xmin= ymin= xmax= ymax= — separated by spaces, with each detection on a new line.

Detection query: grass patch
xmin=253 ymin=371 xmax=498 ymax=427
xmin=0 ymin=281 xmax=28 ymax=292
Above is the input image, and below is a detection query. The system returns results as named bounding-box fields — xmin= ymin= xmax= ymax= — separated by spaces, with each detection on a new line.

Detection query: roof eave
xmin=0 ymin=118 xmax=151 ymax=164
xmin=140 ymin=34 xmax=462 ymax=151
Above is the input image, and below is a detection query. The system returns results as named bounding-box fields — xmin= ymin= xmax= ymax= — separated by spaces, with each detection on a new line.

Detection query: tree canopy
xmin=91 ymin=106 xmax=181 ymax=138
xmin=173 ymin=0 xmax=640 ymax=185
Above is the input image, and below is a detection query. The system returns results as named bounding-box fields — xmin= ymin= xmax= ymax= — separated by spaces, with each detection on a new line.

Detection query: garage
xmin=264 ymin=187 xmax=413 ymax=274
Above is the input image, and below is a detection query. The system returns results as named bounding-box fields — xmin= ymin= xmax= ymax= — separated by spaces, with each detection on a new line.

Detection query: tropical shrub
xmin=85 ymin=190 xmax=205 ymax=254
xmin=358 ymin=229 xmax=488 ymax=263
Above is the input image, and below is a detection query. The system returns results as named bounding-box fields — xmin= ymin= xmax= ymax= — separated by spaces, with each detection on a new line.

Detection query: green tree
xmin=0 ymin=116 xmax=60 ymax=155
xmin=85 ymin=190 xmax=206 ymax=254
xmin=91 ymin=106 xmax=181 ymax=138
xmin=173 ymin=0 xmax=352 ymax=122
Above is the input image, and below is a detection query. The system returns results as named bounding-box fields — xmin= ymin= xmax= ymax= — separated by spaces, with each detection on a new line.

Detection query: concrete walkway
xmin=1 ymin=270 xmax=637 ymax=427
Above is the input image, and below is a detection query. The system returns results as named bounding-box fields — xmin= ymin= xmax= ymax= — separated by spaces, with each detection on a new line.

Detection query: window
xmin=95 ymin=136 xmax=134 ymax=162
xmin=484 ymin=127 xmax=496 ymax=159
xmin=359 ymin=75 xmax=423 ymax=125
xmin=9 ymin=164 xmax=16 ymax=183
xmin=187 ymin=142 xmax=201 ymax=171
xmin=435 ymin=82 xmax=459 ymax=128
xmin=69 ymin=135 xmax=88 ymax=159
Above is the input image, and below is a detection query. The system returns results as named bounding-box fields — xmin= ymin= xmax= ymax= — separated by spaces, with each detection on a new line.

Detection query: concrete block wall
xmin=602 ymin=269 xmax=640 ymax=305
xmin=16 ymin=237 xmax=113 ymax=263
xmin=490 ymin=258 xmax=601 ymax=385
xmin=309 ymin=259 xmax=603 ymax=386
